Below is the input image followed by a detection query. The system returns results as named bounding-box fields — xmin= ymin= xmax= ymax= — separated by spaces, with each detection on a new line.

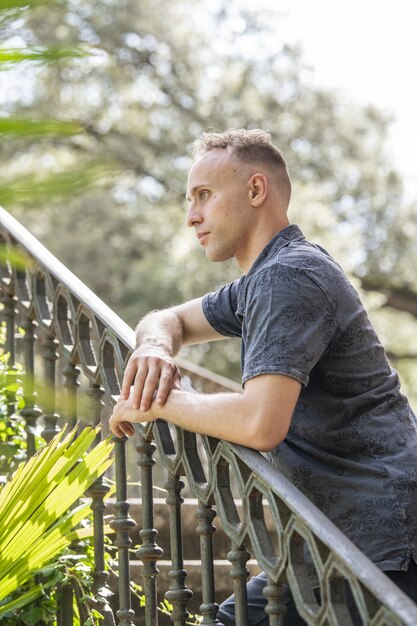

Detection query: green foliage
xmin=1 ymin=0 xmax=416 ymax=399
xmin=0 ymin=118 xmax=84 ymax=137
xmin=0 ymin=162 xmax=114 ymax=207
xmin=1 ymin=540 xmax=109 ymax=625
xmin=0 ymin=46 xmax=86 ymax=65
xmin=0 ymin=330 xmax=113 ymax=624
xmin=0 ymin=425 xmax=114 ymax=618
xmin=0 ymin=0 xmax=107 ymax=206
xmin=0 ymin=336 xmax=27 ymax=480
xmin=0 ymin=0 xmax=62 ymax=10
xmin=0 ymin=411 xmax=27 ymax=479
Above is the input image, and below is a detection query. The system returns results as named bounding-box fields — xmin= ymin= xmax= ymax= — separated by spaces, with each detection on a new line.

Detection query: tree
xmin=2 ymin=0 xmax=416 ymax=404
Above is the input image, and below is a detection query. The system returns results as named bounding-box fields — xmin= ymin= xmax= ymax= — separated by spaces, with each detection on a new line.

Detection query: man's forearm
xmin=112 ymin=370 xmax=300 ymax=451
xmin=112 ymin=389 xmax=272 ymax=450
xmin=136 ymin=308 xmax=184 ymax=356
xmin=121 ymin=298 xmax=228 ymax=410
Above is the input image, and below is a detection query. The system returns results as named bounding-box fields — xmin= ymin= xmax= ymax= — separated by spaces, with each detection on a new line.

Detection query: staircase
xmin=2 ymin=206 xmax=417 ymax=626
xmin=109 ymin=497 xmax=264 ymax=618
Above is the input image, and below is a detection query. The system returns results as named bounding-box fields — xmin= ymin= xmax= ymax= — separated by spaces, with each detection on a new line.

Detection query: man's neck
xmin=236 ymin=219 xmax=290 ymax=273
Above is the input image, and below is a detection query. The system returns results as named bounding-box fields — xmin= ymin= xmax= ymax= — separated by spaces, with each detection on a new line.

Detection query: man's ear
xmin=248 ymin=173 xmax=268 ymax=206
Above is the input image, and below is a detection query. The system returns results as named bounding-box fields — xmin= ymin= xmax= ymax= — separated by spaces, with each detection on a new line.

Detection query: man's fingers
xmin=109 ymin=417 xmax=135 ymax=438
xmin=120 ymin=358 xmax=138 ymax=400
xmin=121 ymin=350 xmax=181 ymax=410
xmin=121 ymin=421 xmax=135 ymax=437
xmin=156 ymin=366 xmax=181 ymax=404
xmin=130 ymin=360 xmax=150 ymax=409
xmin=155 ymin=369 xmax=176 ymax=405
xmin=139 ymin=363 xmax=161 ymax=411
xmin=173 ymin=370 xmax=182 ymax=389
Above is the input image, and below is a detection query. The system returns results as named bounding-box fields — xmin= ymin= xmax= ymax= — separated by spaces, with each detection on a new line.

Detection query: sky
xmin=266 ymin=0 xmax=417 ymax=202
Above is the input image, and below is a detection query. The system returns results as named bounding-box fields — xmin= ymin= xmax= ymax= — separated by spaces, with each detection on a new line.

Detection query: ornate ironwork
xmin=196 ymin=500 xmax=222 ymax=624
xmin=164 ymin=473 xmax=193 ymax=625
xmin=135 ymin=433 xmax=164 ymax=625
xmin=1 ymin=206 xmax=417 ymax=626
xmin=110 ymin=436 xmax=136 ymax=626
xmin=20 ymin=317 xmax=42 ymax=458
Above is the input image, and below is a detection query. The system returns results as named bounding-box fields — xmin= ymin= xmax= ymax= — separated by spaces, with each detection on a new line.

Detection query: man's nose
xmin=186 ymin=204 xmax=203 ymax=227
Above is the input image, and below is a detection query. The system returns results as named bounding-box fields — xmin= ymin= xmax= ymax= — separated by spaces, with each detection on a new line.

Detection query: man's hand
xmin=109 ymin=395 xmax=156 ymax=438
xmin=119 ymin=347 xmax=181 ymax=411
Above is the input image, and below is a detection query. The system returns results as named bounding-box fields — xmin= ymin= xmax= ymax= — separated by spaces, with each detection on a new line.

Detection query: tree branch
xmin=360 ymin=277 xmax=417 ymax=319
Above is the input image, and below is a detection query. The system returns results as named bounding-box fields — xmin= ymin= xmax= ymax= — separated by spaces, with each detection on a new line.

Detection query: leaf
xmin=20 ymin=605 xmax=44 ymax=626
xmin=0 ymin=426 xmax=114 ymax=609
xmin=0 ymin=47 xmax=87 ymax=65
xmin=0 ymin=0 xmax=62 ymax=9
xmin=0 ymin=118 xmax=84 ymax=138
xmin=0 ymin=163 xmax=115 ymax=207
xmin=0 ymin=585 xmax=44 ymax=617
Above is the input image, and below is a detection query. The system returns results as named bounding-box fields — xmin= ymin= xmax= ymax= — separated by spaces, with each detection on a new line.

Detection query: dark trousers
xmin=217 ymin=560 xmax=417 ymax=625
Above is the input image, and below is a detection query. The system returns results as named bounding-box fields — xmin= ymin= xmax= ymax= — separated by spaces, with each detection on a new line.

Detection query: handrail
xmin=0 ymin=207 xmax=241 ymax=395
xmin=1 ymin=206 xmax=416 ymax=626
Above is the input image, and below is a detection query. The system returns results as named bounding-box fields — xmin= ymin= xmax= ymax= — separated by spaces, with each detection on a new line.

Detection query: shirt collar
xmin=236 ymin=224 xmax=305 ymax=318
xmin=246 ymin=224 xmax=305 ymax=278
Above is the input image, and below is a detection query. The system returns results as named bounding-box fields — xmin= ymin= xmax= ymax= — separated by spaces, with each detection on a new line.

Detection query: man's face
xmin=185 ymin=149 xmax=253 ymax=264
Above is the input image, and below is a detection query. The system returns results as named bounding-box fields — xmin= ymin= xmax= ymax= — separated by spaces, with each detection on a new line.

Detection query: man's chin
xmin=206 ymin=249 xmax=233 ymax=263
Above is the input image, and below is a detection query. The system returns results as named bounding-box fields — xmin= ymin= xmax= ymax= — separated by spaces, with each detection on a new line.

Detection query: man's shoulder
xmin=243 ymin=238 xmax=361 ymax=324
xmin=250 ymin=239 xmax=348 ymax=290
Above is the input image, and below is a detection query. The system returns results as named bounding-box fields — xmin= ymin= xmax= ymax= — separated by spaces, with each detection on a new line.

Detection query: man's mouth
xmin=197 ymin=232 xmax=209 ymax=244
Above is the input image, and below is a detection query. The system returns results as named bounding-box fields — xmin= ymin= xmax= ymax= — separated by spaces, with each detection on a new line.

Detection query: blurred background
xmin=1 ymin=0 xmax=416 ymax=405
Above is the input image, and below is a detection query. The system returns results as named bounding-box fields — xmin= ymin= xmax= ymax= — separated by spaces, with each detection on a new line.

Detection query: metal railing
xmin=1 ymin=206 xmax=416 ymax=626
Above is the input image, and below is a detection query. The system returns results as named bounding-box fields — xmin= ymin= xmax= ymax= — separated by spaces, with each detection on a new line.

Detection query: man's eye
xmin=199 ymin=190 xmax=209 ymax=201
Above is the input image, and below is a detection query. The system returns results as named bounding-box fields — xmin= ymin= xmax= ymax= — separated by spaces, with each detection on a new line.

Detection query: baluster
xmin=56 ymin=361 xmax=81 ymax=625
xmin=227 ymin=542 xmax=250 ymax=625
xmin=20 ymin=317 xmax=42 ymax=459
xmin=1 ymin=290 xmax=17 ymax=416
xmin=263 ymin=578 xmax=287 ymax=626
xmin=136 ymin=433 xmax=163 ymax=625
xmin=57 ymin=585 xmax=74 ymax=626
xmin=110 ymin=436 xmax=136 ymax=626
xmin=196 ymin=501 xmax=222 ymax=625
xmin=2 ymin=290 xmax=16 ymax=363
xmin=63 ymin=360 xmax=80 ymax=431
xmin=164 ymin=473 xmax=193 ymax=625
xmin=41 ymin=334 xmax=60 ymax=442
xmin=85 ymin=382 xmax=116 ymax=625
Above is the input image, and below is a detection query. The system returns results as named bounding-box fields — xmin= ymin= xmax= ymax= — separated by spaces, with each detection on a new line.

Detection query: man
xmin=110 ymin=129 xmax=417 ymax=624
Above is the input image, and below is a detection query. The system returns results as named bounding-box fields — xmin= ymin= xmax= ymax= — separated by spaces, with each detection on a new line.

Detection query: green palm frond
xmin=0 ymin=118 xmax=84 ymax=137
xmin=0 ymin=163 xmax=114 ymax=207
xmin=0 ymin=425 xmax=114 ymax=616
xmin=0 ymin=0 xmax=61 ymax=9
xmin=0 ymin=47 xmax=86 ymax=65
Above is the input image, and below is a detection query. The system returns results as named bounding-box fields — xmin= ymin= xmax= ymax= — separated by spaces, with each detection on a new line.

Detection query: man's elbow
xmin=245 ymin=413 xmax=290 ymax=452
xmin=252 ymin=433 xmax=286 ymax=453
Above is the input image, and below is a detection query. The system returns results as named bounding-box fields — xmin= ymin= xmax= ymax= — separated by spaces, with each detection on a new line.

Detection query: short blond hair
xmin=193 ymin=129 xmax=291 ymax=203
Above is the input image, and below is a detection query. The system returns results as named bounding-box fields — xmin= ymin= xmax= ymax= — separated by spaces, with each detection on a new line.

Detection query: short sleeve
xmin=242 ymin=266 xmax=338 ymax=386
xmin=202 ymin=278 xmax=243 ymax=338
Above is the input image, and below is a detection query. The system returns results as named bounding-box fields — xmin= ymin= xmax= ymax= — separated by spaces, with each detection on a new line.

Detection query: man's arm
xmin=111 ymin=373 xmax=301 ymax=451
xmin=120 ymin=297 xmax=225 ymax=411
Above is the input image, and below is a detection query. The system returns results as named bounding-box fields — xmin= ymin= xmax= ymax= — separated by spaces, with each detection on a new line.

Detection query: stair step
xmin=107 ymin=497 xmax=276 ymax=561
xmin=116 ymin=559 xmax=262 ymax=618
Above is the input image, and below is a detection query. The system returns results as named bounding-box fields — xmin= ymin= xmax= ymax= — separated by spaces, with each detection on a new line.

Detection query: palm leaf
xmin=0 ymin=47 xmax=86 ymax=64
xmin=0 ymin=585 xmax=44 ymax=618
xmin=0 ymin=163 xmax=113 ymax=207
xmin=0 ymin=425 xmax=114 ymax=614
xmin=0 ymin=0 xmax=61 ymax=9
xmin=0 ymin=118 xmax=84 ymax=137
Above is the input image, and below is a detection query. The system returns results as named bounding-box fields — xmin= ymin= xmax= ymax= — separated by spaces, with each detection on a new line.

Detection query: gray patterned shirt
xmin=202 ymin=224 xmax=417 ymax=571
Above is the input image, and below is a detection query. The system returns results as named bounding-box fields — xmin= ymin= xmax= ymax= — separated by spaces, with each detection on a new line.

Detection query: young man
xmin=110 ymin=129 xmax=417 ymax=624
